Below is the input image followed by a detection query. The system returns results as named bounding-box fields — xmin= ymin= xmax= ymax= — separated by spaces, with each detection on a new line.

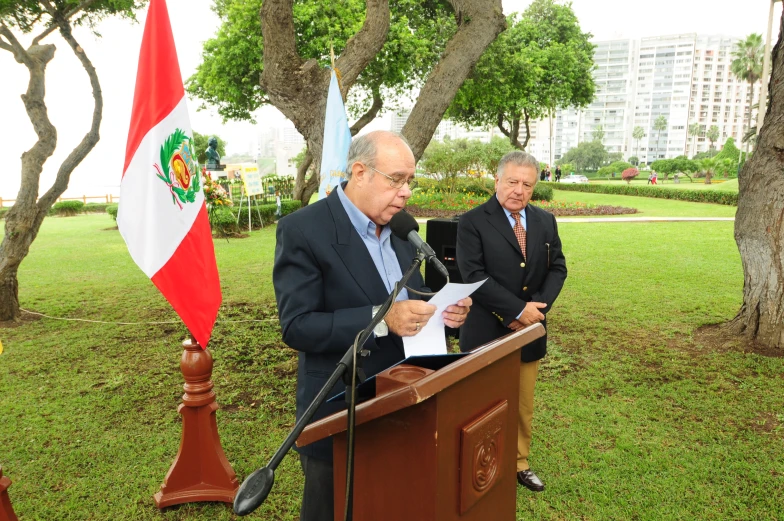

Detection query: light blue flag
xmin=318 ymin=70 xmax=352 ymax=200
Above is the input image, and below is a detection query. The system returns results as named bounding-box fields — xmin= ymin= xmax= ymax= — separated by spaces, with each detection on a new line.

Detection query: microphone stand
xmin=234 ymin=250 xmax=428 ymax=518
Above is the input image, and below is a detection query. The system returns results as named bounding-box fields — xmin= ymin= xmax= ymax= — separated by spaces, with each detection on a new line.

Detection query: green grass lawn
xmin=1 ymin=214 xmax=782 ymax=520
xmin=588 ymin=178 xmax=739 ymax=192
xmin=553 ymin=189 xmax=738 ymax=218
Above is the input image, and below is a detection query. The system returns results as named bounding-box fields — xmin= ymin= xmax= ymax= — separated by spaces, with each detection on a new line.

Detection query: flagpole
xmin=153 ymin=333 xmax=239 ymax=508
xmin=0 ymin=467 xmax=19 ymax=521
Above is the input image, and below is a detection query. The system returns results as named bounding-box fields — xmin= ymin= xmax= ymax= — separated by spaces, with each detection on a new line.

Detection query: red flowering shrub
xmin=621 ymin=168 xmax=639 ymax=184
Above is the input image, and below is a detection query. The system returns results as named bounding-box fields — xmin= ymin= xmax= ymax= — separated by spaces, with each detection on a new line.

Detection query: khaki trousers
xmin=517 ymin=359 xmax=540 ymax=472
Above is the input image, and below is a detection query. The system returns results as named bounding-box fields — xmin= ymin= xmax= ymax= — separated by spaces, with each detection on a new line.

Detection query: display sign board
xmin=240 ymin=164 xmax=263 ymax=196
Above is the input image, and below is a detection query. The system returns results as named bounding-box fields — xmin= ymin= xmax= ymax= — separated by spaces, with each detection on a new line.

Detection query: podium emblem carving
xmin=459 ymin=400 xmax=508 ymax=514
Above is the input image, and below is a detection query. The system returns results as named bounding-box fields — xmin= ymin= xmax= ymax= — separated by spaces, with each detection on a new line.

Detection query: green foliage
xmin=51 ymin=200 xmax=84 ymax=216
xmin=559 ymin=141 xmax=608 ymax=172
xmin=415 ymin=177 xmax=553 ymax=202
xmin=699 ymin=157 xmax=735 ymax=183
xmin=592 ymin=124 xmax=605 ymax=143
xmin=192 ymin=131 xmax=227 ymax=165
xmin=0 ymin=0 xmax=145 ymax=33
xmin=542 ymin=181 xmax=738 ymax=205
xmin=715 ymin=137 xmax=740 ymax=163
xmin=187 ymin=0 xmax=455 ymax=122
xmin=597 ymin=161 xmax=632 ymax=177
xmin=731 ymin=33 xmax=764 ymax=86
xmin=706 ymin=125 xmax=720 ymax=148
xmin=209 ymin=205 xmax=239 ymax=237
xmin=0 ymin=207 xmax=8 ymax=220
xmin=82 ymin=203 xmax=111 ymax=214
xmin=106 ymin=204 xmax=119 ymax=222
xmin=231 ymin=200 xmax=302 ymax=228
xmin=692 ymin=149 xmax=719 ymax=160
xmin=628 ymin=156 xmax=639 ymax=166
xmin=447 ymin=0 xmax=595 ymax=146
xmin=420 ymin=138 xmax=516 ymax=194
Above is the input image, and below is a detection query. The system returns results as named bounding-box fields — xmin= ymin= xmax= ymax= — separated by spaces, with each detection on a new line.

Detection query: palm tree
xmin=688 ymin=122 xmax=701 ymax=157
xmin=653 ymin=116 xmax=667 ymax=160
xmin=632 ymin=126 xmax=645 ymax=160
xmin=706 ymin=125 xmax=720 ymax=150
xmin=730 ymin=33 xmax=764 ymax=157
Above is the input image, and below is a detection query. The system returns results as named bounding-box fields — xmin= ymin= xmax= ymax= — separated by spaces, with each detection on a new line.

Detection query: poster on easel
xmin=240 ymin=164 xmax=263 ymax=197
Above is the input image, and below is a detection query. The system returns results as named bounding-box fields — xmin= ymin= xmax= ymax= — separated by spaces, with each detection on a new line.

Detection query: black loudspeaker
xmin=424 ymin=217 xmax=462 ymax=291
xmin=425 ymin=218 xmax=463 ymax=339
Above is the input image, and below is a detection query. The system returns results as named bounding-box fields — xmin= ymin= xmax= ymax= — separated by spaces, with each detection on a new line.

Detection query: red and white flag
xmin=118 ymin=0 xmax=221 ymax=348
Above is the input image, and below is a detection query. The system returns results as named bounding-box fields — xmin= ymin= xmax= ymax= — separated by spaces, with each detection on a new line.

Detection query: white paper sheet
xmin=402 ymin=279 xmax=487 ymax=357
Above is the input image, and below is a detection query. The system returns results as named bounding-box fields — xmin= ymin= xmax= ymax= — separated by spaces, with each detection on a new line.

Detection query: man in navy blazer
xmin=457 ymin=150 xmax=567 ymax=493
xmin=273 ymin=131 xmax=472 ymax=521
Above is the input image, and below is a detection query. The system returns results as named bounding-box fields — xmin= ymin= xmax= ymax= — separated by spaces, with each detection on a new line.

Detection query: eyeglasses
xmin=367 ymin=165 xmax=417 ymax=190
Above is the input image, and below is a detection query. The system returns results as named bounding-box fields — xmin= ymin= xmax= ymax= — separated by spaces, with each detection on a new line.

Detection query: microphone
xmin=389 ymin=210 xmax=450 ymax=281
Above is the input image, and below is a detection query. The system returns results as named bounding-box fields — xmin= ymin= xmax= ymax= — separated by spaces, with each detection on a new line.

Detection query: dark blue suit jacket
xmin=273 ymin=189 xmax=428 ymax=461
xmin=457 ymin=196 xmax=567 ymax=362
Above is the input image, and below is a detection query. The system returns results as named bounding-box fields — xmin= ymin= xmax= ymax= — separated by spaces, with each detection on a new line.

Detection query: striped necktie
xmin=511 ymin=212 xmax=526 ymax=259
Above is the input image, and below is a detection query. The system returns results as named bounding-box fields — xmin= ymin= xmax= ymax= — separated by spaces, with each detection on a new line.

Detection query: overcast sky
xmin=1 ymin=0 xmax=780 ymax=198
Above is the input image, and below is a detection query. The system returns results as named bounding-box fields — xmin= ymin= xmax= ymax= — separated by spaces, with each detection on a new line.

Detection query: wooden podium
xmin=298 ymin=324 xmax=545 ymax=521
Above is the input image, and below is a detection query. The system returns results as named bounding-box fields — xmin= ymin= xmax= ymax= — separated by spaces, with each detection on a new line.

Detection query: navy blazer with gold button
xmin=456 ymin=195 xmax=567 ymax=362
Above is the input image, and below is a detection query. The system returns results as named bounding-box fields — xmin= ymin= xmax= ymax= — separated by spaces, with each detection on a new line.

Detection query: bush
xmin=106 ymin=204 xmax=119 ymax=222
xmin=51 ymin=200 xmax=85 ymax=216
xmin=210 ymin=205 xmax=239 ymax=237
xmin=83 ymin=203 xmax=111 ymax=214
xmin=415 ymin=176 xmax=553 ymax=202
xmin=230 ymin=200 xmax=301 ymax=229
xmin=621 ymin=167 xmax=639 ymax=184
xmin=0 ymin=207 xmax=8 ymax=220
xmin=541 ymin=181 xmax=737 ymax=205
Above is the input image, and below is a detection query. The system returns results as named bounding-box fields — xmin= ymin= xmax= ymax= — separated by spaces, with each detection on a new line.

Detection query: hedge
xmin=541 ymin=182 xmax=738 ymax=206
xmin=51 ymin=200 xmax=85 ymax=216
xmin=106 ymin=204 xmax=119 ymax=222
xmin=230 ymin=200 xmax=301 ymax=229
xmin=416 ymin=177 xmax=553 ymax=202
xmin=0 ymin=207 xmax=8 ymax=220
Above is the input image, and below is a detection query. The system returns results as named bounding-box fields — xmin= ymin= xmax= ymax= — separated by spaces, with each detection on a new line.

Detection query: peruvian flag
xmin=118 ymin=0 xmax=221 ymax=348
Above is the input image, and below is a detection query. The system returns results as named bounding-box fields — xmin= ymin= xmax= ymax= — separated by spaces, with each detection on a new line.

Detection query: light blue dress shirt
xmin=337 ymin=184 xmax=408 ymax=301
xmin=498 ymin=195 xmax=527 ymax=231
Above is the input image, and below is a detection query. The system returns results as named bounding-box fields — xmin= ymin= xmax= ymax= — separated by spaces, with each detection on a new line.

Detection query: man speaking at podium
xmin=456 ymin=150 xmax=567 ymax=493
xmin=273 ymin=130 xmax=472 ymax=521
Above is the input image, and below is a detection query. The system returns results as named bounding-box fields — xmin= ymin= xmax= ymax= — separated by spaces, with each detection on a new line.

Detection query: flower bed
xmin=406 ymin=193 xmax=637 ymax=218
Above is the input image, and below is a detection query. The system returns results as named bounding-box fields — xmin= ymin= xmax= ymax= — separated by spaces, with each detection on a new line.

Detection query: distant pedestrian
xmin=540 ymin=166 xmax=547 ymax=182
xmin=555 ymin=165 xmax=561 ymax=182
xmin=275 ymin=190 xmax=282 ymax=219
xmin=651 ymin=171 xmax=658 ymax=185
xmin=647 ymin=172 xmax=653 ymax=185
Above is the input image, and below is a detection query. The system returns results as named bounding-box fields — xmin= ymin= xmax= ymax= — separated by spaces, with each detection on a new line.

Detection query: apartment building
xmin=554 ymin=33 xmax=760 ymax=163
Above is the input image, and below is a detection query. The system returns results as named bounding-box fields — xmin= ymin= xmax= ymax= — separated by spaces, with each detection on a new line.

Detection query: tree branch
xmin=334 ymin=0 xmax=390 ymax=97
xmin=402 ymin=0 xmax=506 ymax=160
xmin=497 ymin=113 xmax=511 ymax=138
xmin=349 ymin=88 xmax=383 ymax=136
xmin=520 ymin=109 xmax=531 ymax=150
xmin=0 ymin=22 xmax=33 ymax=66
xmin=37 ymin=0 xmax=103 ymax=209
xmin=33 ymin=0 xmax=99 ymax=44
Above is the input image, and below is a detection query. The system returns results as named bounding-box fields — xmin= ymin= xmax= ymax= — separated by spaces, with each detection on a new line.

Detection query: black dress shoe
xmin=516 ymin=469 xmax=544 ymax=492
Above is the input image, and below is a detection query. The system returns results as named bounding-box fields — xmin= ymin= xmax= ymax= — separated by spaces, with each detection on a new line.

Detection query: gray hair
xmin=345 ymin=130 xmax=410 ymax=179
xmin=497 ymin=150 xmax=539 ymax=179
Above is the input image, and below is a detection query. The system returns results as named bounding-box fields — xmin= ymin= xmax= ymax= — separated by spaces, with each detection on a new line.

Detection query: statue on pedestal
xmin=205 ymin=137 xmax=224 ymax=171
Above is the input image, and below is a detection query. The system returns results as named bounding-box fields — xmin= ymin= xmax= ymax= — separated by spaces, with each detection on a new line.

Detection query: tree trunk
xmin=0 ymin=19 xmax=103 ymax=321
xmin=704 ymin=171 xmax=712 ymax=184
xmin=730 ymin=9 xmax=784 ymax=350
xmin=259 ymin=0 xmax=390 ymax=207
xmin=497 ymin=113 xmax=526 ymax=150
xmin=401 ymin=0 xmax=506 ymax=160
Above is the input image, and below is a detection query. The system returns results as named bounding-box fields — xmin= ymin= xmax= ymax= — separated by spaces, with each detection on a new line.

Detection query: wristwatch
xmin=371 ymin=305 xmax=389 ymax=337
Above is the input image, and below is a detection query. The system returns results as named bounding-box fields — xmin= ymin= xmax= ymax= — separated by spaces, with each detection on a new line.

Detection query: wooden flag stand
xmin=153 ymin=337 xmax=238 ymax=509
xmin=0 ymin=467 xmax=18 ymax=521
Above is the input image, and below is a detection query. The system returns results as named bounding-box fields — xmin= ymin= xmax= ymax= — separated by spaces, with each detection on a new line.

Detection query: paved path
xmin=415 ymin=216 xmax=734 ymax=224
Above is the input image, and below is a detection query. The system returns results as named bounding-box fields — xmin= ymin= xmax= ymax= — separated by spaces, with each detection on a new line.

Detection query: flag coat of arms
xmin=317 ymin=70 xmax=352 ymax=199
xmin=118 ymin=0 xmax=221 ymax=348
